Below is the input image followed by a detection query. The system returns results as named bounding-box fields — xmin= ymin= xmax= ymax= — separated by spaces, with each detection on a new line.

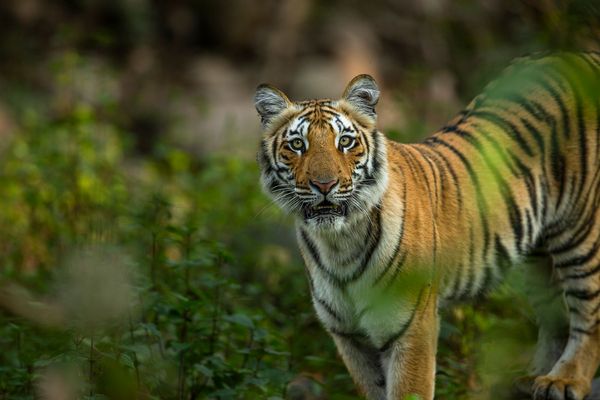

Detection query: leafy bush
xmin=0 ymin=103 xmax=352 ymax=399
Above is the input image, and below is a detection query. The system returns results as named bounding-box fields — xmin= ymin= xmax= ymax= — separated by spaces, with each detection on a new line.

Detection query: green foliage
xmin=0 ymin=103 xmax=356 ymax=399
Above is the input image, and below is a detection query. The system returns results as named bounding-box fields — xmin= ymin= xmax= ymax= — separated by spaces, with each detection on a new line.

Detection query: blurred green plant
xmin=0 ymin=102 xmax=353 ymax=399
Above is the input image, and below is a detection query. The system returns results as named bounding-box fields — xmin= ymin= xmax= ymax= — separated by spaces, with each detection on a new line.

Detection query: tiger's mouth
xmin=303 ymin=200 xmax=347 ymax=220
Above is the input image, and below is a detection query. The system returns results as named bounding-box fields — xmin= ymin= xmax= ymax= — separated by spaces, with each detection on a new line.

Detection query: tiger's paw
xmin=511 ymin=375 xmax=536 ymax=398
xmin=532 ymin=375 xmax=590 ymax=400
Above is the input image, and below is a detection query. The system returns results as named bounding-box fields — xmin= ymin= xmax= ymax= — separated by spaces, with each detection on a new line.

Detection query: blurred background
xmin=0 ymin=0 xmax=598 ymax=399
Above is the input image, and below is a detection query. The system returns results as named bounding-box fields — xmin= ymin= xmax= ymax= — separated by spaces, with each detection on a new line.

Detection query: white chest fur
xmin=297 ymin=208 xmax=420 ymax=350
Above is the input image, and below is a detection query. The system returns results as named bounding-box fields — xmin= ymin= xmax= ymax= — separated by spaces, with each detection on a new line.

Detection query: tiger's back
xmin=255 ymin=52 xmax=600 ymax=400
xmin=421 ymin=52 xmax=600 ymax=301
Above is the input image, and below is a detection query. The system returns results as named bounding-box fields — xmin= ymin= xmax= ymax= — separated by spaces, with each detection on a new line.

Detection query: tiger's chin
xmin=303 ymin=214 xmax=348 ymax=231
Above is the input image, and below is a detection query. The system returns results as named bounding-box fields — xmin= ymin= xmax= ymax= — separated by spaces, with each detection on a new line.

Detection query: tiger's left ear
xmin=342 ymin=74 xmax=380 ymax=118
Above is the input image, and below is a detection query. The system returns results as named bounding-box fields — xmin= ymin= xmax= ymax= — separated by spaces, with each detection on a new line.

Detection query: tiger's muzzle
xmin=303 ymin=200 xmax=348 ymax=220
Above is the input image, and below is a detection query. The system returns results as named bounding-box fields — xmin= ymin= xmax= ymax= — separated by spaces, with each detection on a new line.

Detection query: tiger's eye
xmin=339 ymin=136 xmax=353 ymax=148
xmin=291 ymin=139 xmax=304 ymax=151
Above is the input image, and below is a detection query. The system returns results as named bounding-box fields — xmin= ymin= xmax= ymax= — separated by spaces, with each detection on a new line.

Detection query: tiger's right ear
xmin=254 ymin=84 xmax=292 ymax=128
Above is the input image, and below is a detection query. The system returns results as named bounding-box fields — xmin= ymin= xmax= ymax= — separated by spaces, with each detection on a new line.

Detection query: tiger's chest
xmin=300 ymin=225 xmax=421 ymax=350
xmin=310 ymin=274 xmax=419 ymax=349
xmin=296 ymin=192 xmax=435 ymax=348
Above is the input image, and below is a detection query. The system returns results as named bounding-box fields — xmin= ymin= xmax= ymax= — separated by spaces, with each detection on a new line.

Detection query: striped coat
xmin=255 ymin=52 xmax=600 ymax=400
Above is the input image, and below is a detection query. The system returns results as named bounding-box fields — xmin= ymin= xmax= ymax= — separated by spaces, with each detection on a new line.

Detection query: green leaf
xmin=194 ymin=364 xmax=213 ymax=378
xmin=264 ymin=348 xmax=290 ymax=356
xmin=119 ymin=353 xmax=135 ymax=369
xmin=223 ymin=313 xmax=254 ymax=329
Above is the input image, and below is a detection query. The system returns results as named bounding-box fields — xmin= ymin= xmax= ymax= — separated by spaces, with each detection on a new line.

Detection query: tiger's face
xmin=255 ymin=75 xmax=388 ymax=230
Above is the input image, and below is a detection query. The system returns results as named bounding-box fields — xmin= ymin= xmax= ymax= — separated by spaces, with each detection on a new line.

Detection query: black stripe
xmin=518 ymin=116 xmax=545 ymax=155
xmin=553 ymin=153 xmax=568 ymax=214
xmin=539 ymin=174 xmax=549 ymax=223
xmin=503 ymin=93 xmax=554 ymax=130
xmin=575 ymin=53 xmax=600 ymax=73
xmin=379 ymin=289 xmax=425 ymax=352
xmin=417 ymin=144 xmax=457 ymax=209
xmin=271 ymin=134 xmax=293 ymax=183
xmin=347 ymin=206 xmax=383 ymax=282
xmin=568 ymin=306 xmax=582 ymax=316
xmin=565 ymin=288 xmax=600 ymax=301
xmin=318 ymin=108 xmax=341 ymax=118
xmin=315 ymin=297 xmax=344 ymax=323
xmin=495 ymin=235 xmax=512 ymax=271
xmin=367 ymin=243 xmax=400 ymax=282
xmin=296 ymin=108 xmax=317 ymax=121
xmin=259 ymin=139 xmax=275 ymax=175
xmin=419 ymin=150 xmax=441 ymax=210
xmin=478 ymin=96 xmax=547 ymax=156
xmin=550 ymin=168 xmax=600 ymax=252
xmin=593 ymin=299 xmax=600 ymax=315
xmin=530 ymin=99 xmax=558 ymax=206
xmin=383 ymin=251 xmax=409 ymax=291
xmin=374 ymin=181 xmax=407 ymax=285
xmin=300 ymin=229 xmax=342 ymax=287
xmin=426 ymin=136 xmax=491 ymax=257
xmin=549 ymin=173 xmax=600 ymax=246
xmin=329 ymin=328 xmax=369 ymax=342
xmin=533 ymin=73 xmax=570 ymax=139
xmin=571 ymin=319 xmax=600 ymax=335
xmin=461 ymin=229 xmax=477 ymax=299
xmin=563 ymin=263 xmax=600 ymax=281
xmin=510 ymin=154 xmax=539 ymax=227
xmin=272 ymin=130 xmax=281 ymax=165
xmin=422 ymin=144 xmax=464 ymax=210
xmin=555 ymin=235 xmax=600 ymax=271
xmin=287 ymin=117 xmax=309 ymax=139
xmin=558 ymin=55 xmax=590 ymax=213
xmin=370 ymin=130 xmax=383 ymax=177
xmin=471 ymin=125 xmax=520 ymax=177
xmin=477 ymin=264 xmax=494 ymax=297
xmin=397 ymin=145 xmax=420 ymax=182
xmin=525 ymin=212 xmax=533 ymax=249
xmin=401 ymin=146 xmax=437 ymax=211
xmin=450 ymin=128 xmax=524 ymax=253
xmin=360 ymin=130 xmax=379 ymax=186
xmin=552 ymin=218 xmax=596 ymax=254
xmin=470 ymin=110 xmax=534 ymax=156
xmin=572 ymin=65 xmax=589 ymax=208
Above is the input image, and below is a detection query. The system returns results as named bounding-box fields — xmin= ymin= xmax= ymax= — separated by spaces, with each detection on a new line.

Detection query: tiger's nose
xmin=310 ymin=179 xmax=338 ymax=194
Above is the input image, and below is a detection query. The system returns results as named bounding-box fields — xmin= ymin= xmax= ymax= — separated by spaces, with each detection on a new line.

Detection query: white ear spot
xmin=254 ymin=84 xmax=291 ymax=128
xmin=342 ymin=74 xmax=380 ymax=117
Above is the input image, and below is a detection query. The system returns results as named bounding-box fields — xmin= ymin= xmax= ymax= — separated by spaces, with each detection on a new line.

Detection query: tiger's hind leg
xmin=513 ymin=251 xmax=570 ymax=397
xmin=532 ymin=221 xmax=600 ymax=400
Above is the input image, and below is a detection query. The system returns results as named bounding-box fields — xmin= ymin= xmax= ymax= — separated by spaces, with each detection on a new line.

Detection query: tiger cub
xmin=254 ymin=52 xmax=600 ymax=400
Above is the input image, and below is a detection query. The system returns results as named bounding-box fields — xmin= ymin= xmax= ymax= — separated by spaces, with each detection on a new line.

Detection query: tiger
xmin=254 ymin=52 xmax=600 ymax=400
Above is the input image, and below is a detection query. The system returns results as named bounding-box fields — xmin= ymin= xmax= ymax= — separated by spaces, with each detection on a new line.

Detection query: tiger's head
xmin=255 ymin=75 xmax=388 ymax=231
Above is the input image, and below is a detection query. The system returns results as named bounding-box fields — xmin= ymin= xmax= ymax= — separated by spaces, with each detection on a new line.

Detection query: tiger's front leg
xmin=383 ymin=290 xmax=439 ymax=400
xmin=331 ymin=332 xmax=387 ymax=400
